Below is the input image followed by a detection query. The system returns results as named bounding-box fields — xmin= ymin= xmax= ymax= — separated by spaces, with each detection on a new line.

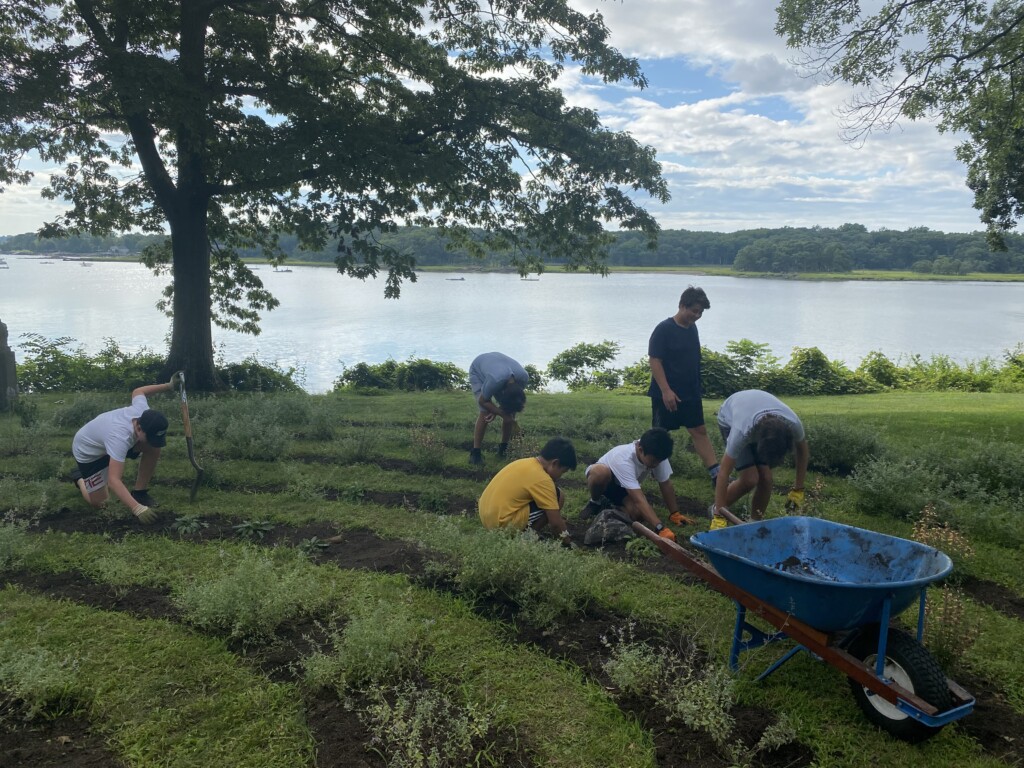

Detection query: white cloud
xmin=0 ymin=1 xmax=988 ymax=237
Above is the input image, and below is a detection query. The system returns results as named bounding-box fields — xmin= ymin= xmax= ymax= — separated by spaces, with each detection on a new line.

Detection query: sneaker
xmin=704 ymin=503 xmax=716 ymax=519
xmin=669 ymin=511 xmax=696 ymax=526
xmin=580 ymin=498 xmax=605 ymax=522
xmin=657 ymin=525 xmax=677 ymax=542
xmin=469 ymin=448 xmax=484 ymax=466
xmin=130 ymin=489 xmax=159 ymax=508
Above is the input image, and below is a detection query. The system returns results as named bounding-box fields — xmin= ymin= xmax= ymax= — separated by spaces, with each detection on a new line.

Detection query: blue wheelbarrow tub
xmin=690 ymin=517 xmax=952 ymax=632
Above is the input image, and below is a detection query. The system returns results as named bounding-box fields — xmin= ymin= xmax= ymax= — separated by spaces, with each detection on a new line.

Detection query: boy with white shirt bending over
xmin=70 ymin=375 xmax=180 ymax=524
xmin=581 ymin=428 xmax=691 ymax=542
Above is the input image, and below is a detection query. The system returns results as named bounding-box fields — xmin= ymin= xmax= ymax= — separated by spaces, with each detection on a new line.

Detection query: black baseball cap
xmin=138 ymin=409 xmax=169 ymax=448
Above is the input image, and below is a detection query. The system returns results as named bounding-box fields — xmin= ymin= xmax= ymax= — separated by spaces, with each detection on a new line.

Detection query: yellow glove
xmin=785 ymin=488 xmax=805 ymax=511
xmin=132 ymin=503 xmax=158 ymax=524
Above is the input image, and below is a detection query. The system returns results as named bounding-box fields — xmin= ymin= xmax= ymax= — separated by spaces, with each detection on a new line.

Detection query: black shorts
xmin=528 ymin=486 xmax=564 ymax=525
xmin=600 ymin=475 xmax=629 ymax=506
xmin=651 ymin=397 xmax=705 ymax=431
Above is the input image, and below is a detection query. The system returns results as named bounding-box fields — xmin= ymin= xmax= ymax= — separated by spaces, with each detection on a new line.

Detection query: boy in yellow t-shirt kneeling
xmin=478 ymin=437 xmax=577 ymax=546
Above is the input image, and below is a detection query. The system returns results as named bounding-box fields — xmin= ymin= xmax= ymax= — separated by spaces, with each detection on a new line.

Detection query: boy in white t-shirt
xmin=713 ymin=389 xmax=809 ymax=522
xmin=581 ymin=428 xmax=691 ymax=542
xmin=70 ymin=375 xmax=180 ymax=524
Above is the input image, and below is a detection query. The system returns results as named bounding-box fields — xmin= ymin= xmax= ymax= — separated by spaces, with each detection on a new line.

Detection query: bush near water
xmin=13 ymin=335 xmax=1024 ymax=396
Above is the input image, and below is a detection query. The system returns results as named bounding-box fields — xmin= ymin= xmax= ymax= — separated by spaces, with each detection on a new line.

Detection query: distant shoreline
xmin=4 ymin=251 xmax=1024 ymax=283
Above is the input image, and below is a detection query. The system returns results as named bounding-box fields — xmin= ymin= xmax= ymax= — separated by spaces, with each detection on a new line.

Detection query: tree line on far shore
xmin=4 ymin=223 xmax=1024 ymax=275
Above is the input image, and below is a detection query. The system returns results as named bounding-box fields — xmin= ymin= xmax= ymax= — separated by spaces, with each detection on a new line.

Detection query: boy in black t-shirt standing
xmin=647 ymin=286 xmax=721 ymax=499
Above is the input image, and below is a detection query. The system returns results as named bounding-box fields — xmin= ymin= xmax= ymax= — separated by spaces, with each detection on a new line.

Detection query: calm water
xmin=2 ymin=255 xmax=1023 ymax=392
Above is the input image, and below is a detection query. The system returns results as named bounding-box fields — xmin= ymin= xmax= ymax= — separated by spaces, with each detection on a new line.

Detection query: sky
xmin=0 ymin=0 xmax=986 ymax=237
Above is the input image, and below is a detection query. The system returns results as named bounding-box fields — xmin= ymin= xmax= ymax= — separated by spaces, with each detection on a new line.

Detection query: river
xmin=1 ymin=256 xmax=1022 ymax=392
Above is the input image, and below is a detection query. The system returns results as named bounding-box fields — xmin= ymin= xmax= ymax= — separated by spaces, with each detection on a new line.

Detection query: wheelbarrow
xmin=632 ymin=516 xmax=975 ymax=742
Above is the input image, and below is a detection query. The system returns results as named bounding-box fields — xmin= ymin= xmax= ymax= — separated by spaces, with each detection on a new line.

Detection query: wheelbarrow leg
xmin=874 ymin=593 xmax=894 ymax=678
xmin=729 ymin=603 xmax=791 ymax=673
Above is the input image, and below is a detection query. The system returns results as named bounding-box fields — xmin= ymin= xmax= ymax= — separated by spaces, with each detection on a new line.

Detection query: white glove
xmin=132 ymin=503 xmax=158 ymax=524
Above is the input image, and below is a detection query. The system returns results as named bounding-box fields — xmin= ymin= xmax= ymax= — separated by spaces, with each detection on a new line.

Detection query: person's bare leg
xmin=687 ymin=425 xmax=718 ymax=468
xmin=750 ymin=468 xmax=774 ymax=520
xmin=473 ymin=413 xmax=489 ymax=449
xmin=585 ymin=464 xmax=613 ymax=501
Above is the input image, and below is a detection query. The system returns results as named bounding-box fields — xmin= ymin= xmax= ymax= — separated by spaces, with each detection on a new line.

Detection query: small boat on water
xmin=80 ymin=261 xmax=92 ymax=267
xmin=274 ymin=267 xmax=293 ymax=273
xmin=521 ymin=277 xmax=539 ymax=281
xmin=0 ymin=259 xmax=9 ymax=269
xmin=445 ymin=277 xmax=465 ymax=281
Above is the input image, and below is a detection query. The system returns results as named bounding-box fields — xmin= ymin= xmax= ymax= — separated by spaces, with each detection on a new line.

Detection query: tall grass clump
xmin=0 ymin=477 xmax=61 ymax=525
xmin=197 ymin=398 xmax=291 ymax=460
xmin=50 ymin=393 xmax=122 ymax=428
xmin=335 ymin=425 xmax=383 ymax=463
xmin=848 ymin=457 xmax=947 ymax=520
xmin=802 ymin=417 xmax=887 ymax=475
xmin=174 ymin=549 xmax=335 ymax=642
xmin=0 ymin=642 xmax=80 ymax=718
xmin=849 ymin=453 xmax=1024 ymax=547
xmin=302 ymin=600 xmax=428 ymax=692
xmin=0 ymin=521 xmax=36 ymax=572
xmin=429 ymin=523 xmax=610 ymax=627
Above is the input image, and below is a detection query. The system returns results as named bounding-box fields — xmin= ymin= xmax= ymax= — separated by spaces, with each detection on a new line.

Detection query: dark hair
xmin=679 ymin=286 xmax=710 ymax=310
xmin=540 ymin=437 xmax=577 ymax=470
xmin=495 ymin=381 xmax=526 ymax=413
xmin=748 ymin=416 xmax=795 ymax=467
xmin=638 ymin=427 xmax=673 ymax=462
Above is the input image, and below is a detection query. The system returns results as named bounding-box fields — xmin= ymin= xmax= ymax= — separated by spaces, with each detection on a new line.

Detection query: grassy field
xmin=1 ymin=389 xmax=1022 ymax=767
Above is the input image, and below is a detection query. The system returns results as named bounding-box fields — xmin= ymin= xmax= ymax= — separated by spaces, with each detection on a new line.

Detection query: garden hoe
xmin=177 ymin=371 xmax=205 ymax=501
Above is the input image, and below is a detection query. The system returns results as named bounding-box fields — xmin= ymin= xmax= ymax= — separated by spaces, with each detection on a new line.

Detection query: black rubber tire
xmin=846 ymin=625 xmax=952 ymax=743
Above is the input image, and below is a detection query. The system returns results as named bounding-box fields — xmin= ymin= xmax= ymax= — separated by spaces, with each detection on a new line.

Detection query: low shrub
xmin=436 ymin=523 xmax=610 ymax=628
xmin=50 ymin=393 xmax=121 ymax=428
xmin=218 ymin=355 xmax=302 ymax=392
xmin=803 ymin=417 xmax=887 ymax=475
xmin=848 ymin=457 xmax=947 ymax=520
xmin=16 ymin=335 xmax=163 ymax=393
xmin=303 ymin=600 xmax=427 ymax=692
xmin=360 ymin=682 xmax=496 ymax=768
xmin=335 ymin=426 xmax=383 ymax=463
xmin=174 ymin=549 xmax=333 ymax=641
xmin=334 ymin=358 xmax=467 ymax=392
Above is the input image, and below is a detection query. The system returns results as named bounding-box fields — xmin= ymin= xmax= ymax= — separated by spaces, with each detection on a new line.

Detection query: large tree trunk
xmin=165 ymin=198 xmax=220 ymax=390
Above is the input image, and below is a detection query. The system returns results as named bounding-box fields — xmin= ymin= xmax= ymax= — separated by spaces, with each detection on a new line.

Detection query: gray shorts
xmin=717 ymin=423 xmax=761 ymax=470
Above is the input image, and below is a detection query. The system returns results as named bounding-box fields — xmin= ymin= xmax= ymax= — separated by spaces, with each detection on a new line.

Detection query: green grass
xmin=1 ymin=389 xmax=1023 ymax=767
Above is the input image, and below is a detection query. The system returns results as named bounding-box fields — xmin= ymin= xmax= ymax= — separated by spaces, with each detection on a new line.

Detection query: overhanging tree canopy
xmin=775 ymin=0 xmax=1024 ymax=250
xmin=0 ymin=0 xmax=668 ymax=387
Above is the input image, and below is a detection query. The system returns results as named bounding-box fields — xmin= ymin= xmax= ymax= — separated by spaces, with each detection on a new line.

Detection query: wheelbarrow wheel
xmin=846 ymin=625 xmax=952 ymax=743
